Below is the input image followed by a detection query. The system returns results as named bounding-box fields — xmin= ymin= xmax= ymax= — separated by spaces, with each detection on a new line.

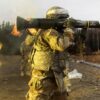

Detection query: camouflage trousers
xmin=26 ymin=69 xmax=68 ymax=100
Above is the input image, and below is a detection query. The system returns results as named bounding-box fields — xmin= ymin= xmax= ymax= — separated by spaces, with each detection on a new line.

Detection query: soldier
xmin=25 ymin=6 xmax=74 ymax=100
xmin=12 ymin=6 xmax=74 ymax=100
xmin=20 ymin=28 xmax=38 ymax=76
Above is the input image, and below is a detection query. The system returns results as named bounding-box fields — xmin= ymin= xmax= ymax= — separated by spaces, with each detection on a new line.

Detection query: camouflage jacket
xmin=30 ymin=29 xmax=72 ymax=71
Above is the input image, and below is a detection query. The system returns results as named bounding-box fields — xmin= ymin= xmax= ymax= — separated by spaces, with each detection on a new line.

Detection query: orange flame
xmin=11 ymin=25 xmax=21 ymax=37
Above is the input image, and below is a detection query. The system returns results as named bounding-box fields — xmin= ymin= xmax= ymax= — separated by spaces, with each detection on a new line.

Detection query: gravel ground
xmin=0 ymin=55 xmax=100 ymax=100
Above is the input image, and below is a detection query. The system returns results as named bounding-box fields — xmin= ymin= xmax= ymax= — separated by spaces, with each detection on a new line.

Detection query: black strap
xmin=29 ymin=29 xmax=44 ymax=63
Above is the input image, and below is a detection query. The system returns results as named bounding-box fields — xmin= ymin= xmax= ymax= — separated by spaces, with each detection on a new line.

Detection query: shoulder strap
xmin=34 ymin=29 xmax=44 ymax=43
xmin=28 ymin=29 xmax=44 ymax=64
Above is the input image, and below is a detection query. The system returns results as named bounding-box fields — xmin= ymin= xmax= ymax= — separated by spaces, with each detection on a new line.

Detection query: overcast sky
xmin=0 ymin=0 xmax=100 ymax=23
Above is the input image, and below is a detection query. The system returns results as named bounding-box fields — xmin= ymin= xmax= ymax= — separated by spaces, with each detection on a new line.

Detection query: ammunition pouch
xmin=53 ymin=71 xmax=65 ymax=93
xmin=53 ymin=69 xmax=71 ymax=93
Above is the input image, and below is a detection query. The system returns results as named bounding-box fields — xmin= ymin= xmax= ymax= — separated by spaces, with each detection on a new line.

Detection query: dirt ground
xmin=0 ymin=55 xmax=100 ymax=100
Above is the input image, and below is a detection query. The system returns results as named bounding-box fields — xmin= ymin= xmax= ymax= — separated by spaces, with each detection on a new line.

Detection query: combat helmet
xmin=46 ymin=6 xmax=69 ymax=19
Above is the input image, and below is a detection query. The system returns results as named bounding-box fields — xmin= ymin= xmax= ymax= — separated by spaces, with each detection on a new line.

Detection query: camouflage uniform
xmin=20 ymin=34 xmax=35 ymax=76
xmin=26 ymin=28 xmax=73 ymax=100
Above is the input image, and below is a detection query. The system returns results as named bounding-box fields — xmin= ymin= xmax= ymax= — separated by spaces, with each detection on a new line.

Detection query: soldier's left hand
xmin=64 ymin=28 xmax=74 ymax=41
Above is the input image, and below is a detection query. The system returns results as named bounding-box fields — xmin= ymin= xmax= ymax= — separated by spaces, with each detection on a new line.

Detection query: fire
xmin=11 ymin=25 xmax=21 ymax=37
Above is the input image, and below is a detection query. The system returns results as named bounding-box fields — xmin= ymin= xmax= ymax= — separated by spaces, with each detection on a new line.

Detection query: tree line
xmin=0 ymin=21 xmax=26 ymax=55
